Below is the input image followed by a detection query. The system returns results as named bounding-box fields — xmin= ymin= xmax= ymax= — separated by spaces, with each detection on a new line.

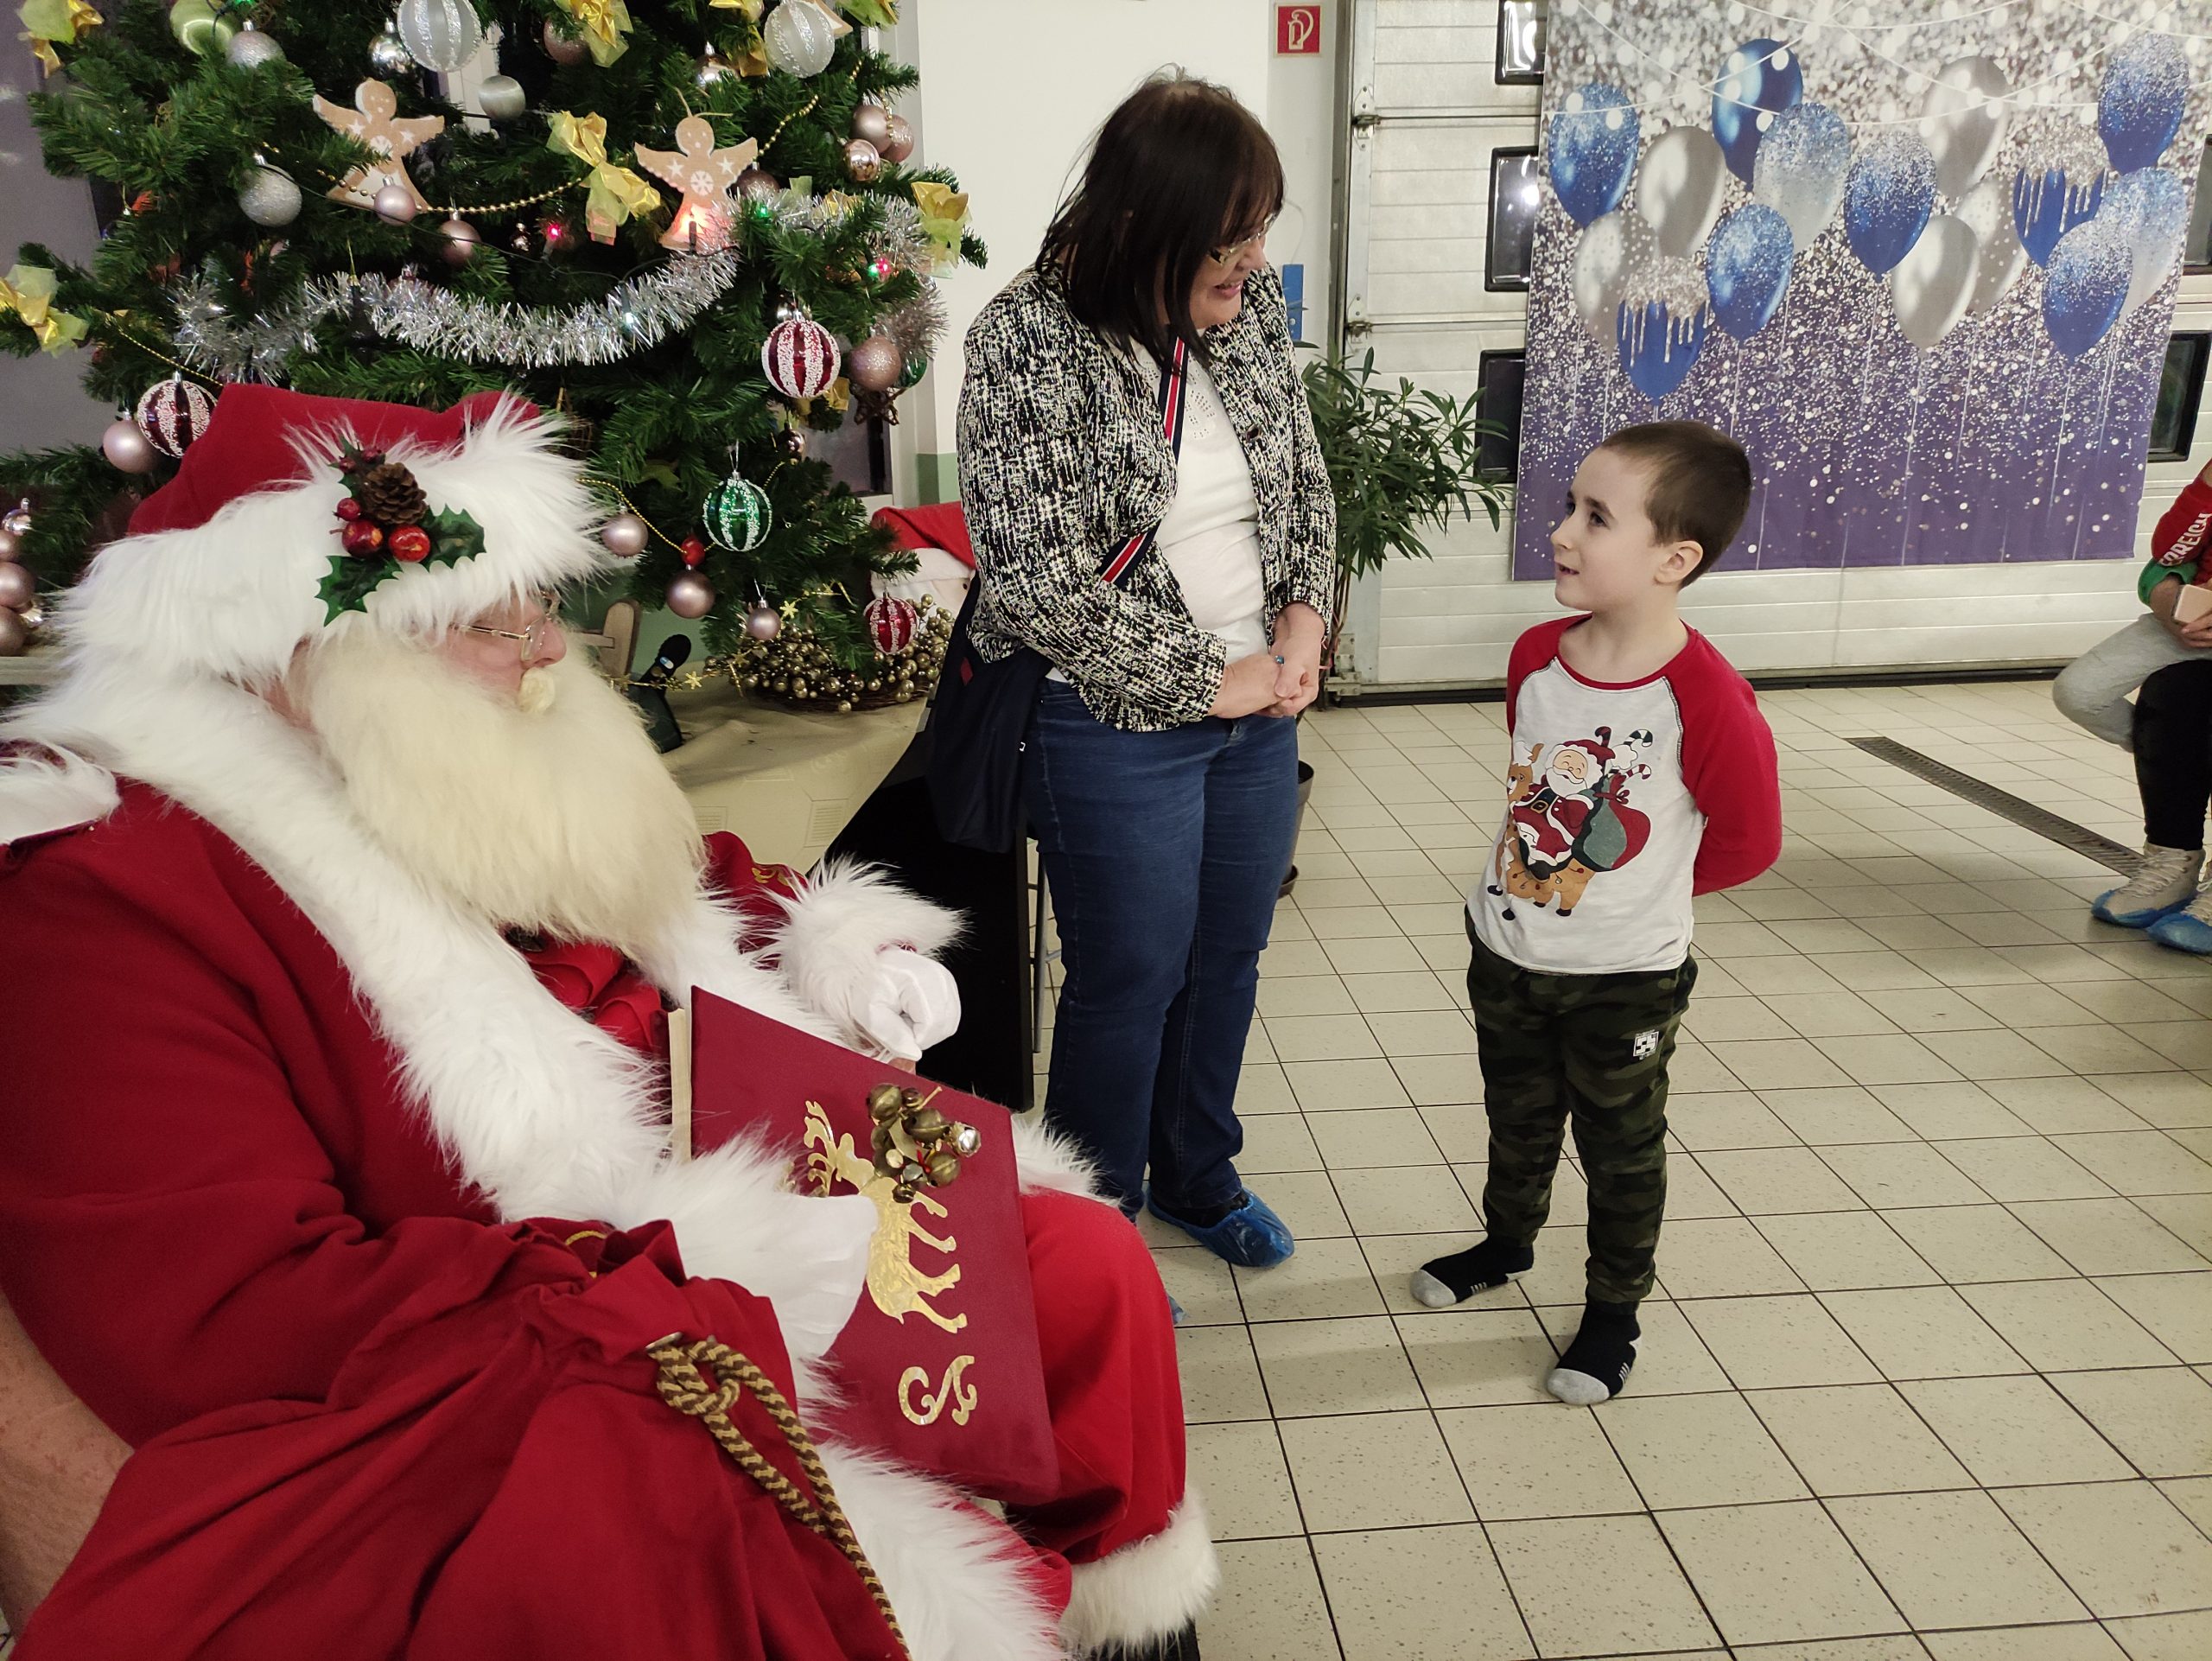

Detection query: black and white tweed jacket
xmin=955 ymin=264 xmax=1337 ymax=733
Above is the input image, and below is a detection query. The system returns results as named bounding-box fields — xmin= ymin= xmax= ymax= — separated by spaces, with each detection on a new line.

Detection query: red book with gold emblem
xmin=686 ymin=988 xmax=1059 ymax=1506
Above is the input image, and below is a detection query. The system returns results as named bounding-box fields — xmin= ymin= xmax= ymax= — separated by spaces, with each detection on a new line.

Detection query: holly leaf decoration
xmin=317 ymin=551 xmax=394 ymax=622
xmin=423 ymin=506 xmax=486 ymax=567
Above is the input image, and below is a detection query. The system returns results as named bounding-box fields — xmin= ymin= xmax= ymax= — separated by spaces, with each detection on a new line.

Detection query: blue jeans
xmin=1023 ymin=681 xmax=1300 ymax=1218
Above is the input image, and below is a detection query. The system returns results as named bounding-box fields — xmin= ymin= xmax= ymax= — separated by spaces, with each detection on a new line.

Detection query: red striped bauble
xmin=865 ymin=593 xmax=920 ymax=657
xmin=134 ymin=376 xmax=215 ymax=459
xmin=761 ymin=315 xmax=841 ymax=400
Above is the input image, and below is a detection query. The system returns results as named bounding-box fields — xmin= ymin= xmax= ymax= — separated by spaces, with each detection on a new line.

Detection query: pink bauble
xmin=736 ymin=166 xmax=781 ymax=208
xmin=0 ymin=563 xmax=32 ymax=611
xmin=0 ymin=608 xmax=26 ymax=658
xmin=102 ymin=417 xmax=157 ymax=474
xmin=438 ymin=216 xmax=480 ymax=264
xmin=543 ymin=21 xmax=588 ymax=63
xmin=880 ymin=114 xmax=914 ymax=164
xmin=372 ymin=183 xmax=419 ymax=224
xmin=851 ymin=103 xmax=890 ymax=147
xmin=745 ymin=602 xmax=782 ymax=641
xmin=600 ymin=513 xmax=648 ymax=557
xmin=135 ymin=377 xmax=214 ymax=459
xmin=865 ymin=593 xmax=919 ymax=656
xmin=847 ymin=334 xmax=905 ymax=391
xmin=761 ymin=316 xmax=841 ymax=399
xmin=665 ymin=570 xmax=716 ymax=620
xmin=842 ymin=138 xmax=882 ymax=185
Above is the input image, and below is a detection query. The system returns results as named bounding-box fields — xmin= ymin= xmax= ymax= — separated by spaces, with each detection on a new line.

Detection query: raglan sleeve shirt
xmin=2138 ymin=471 xmax=2212 ymax=602
xmin=1678 ymin=653 xmax=1784 ymax=894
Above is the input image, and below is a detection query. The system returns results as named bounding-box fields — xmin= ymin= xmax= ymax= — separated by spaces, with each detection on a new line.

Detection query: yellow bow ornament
xmin=912 ymin=181 xmax=970 ymax=272
xmin=547 ymin=111 xmax=664 ymax=245
xmin=553 ymin=0 xmax=633 ymax=67
xmin=18 ymin=0 xmax=99 ymax=76
xmin=0 ymin=264 xmax=86 ymax=354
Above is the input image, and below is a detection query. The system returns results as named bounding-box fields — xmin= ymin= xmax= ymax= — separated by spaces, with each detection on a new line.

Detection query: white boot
xmin=2093 ymin=844 xmax=2201 ymax=929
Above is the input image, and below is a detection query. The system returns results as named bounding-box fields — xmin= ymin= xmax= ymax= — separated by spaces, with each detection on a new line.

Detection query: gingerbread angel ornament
xmin=313 ymin=80 xmax=445 ymax=214
xmin=634 ymin=117 xmax=759 ymax=252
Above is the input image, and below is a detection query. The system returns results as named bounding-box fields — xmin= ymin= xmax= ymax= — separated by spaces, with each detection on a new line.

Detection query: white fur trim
xmin=1008 ymin=1111 xmax=1110 ymax=1202
xmin=0 ymin=747 xmax=118 ymax=846
xmin=819 ymin=1440 xmax=1064 ymax=1661
xmin=767 ymin=857 xmax=962 ymax=1053
xmin=1058 ymin=1492 xmax=1220 ymax=1658
xmin=58 ymin=400 xmax=617 ymax=688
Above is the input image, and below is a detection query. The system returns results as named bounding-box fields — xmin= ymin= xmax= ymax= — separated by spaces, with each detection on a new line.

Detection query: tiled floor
xmin=1043 ymin=679 xmax=2212 ymax=1661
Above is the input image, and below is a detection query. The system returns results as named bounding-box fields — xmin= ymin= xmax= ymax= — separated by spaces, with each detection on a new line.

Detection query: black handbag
xmin=925 ymin=340 xmax=1192 ymax=852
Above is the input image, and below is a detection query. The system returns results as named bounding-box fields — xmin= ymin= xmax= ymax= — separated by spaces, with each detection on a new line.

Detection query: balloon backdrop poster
xmin=1513 ymin=2 xmax=2212 ymax=577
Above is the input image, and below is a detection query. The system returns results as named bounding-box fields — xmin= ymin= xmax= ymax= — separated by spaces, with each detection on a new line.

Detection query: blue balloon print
xmin=1548 ymin=84 xmax=1640 ymax=226
xmin=1617 ymin=300 xmax=1707 ymax=401
xmin=1712 ymin=38 xmax=1805 ymax=184
xmin=1842 ymin=132 xmax=1936 ymax=276
xmin=2098 ymin=33 xmax=2188 ymax=173
xmin=2012 ymin=166 xmax=2105 ymax=267
xmin=1706 ymin=205 xmax=1795 ymax=340
xmin=2043 ymin=220 xmax=2131 ymax=358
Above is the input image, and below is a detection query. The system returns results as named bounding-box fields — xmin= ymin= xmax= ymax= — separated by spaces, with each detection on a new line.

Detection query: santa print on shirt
xmin=1472 ymin=616 xmax=1783 ymax=977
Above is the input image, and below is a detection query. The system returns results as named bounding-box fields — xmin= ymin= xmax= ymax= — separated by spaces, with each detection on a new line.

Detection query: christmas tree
xmin=0 ymin=0 xmax=977 ymax=702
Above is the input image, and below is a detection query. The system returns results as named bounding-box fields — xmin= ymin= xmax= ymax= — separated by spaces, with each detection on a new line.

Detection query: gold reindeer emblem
xmin=804 ymin=1101 xmax=968 ymax=1334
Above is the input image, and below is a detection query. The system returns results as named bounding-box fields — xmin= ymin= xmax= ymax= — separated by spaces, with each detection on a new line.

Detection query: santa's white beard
xmin=290 ymin=630 xmax=704 ymax=956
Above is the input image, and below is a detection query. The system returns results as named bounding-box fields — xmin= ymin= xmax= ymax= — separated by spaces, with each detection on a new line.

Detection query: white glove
xmin=759 ymin=1190 xmax=881 ymax=1364
xmin=851 ymin=947 xmax=962 ymax=1060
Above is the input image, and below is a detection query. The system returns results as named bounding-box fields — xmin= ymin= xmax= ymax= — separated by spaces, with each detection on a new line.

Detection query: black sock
xmin=1159 ymin=1192 xmax=1247 ymax=1230
xmin=1548 ymin=1298 xmax=1642 ymax=1403
xmin=1410 ymin=1237 xmax=1535 ymax=1307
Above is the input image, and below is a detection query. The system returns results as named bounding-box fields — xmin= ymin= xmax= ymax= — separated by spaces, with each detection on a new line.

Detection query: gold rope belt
xmin=645 ymin=1333 xmax=910 ymax=1658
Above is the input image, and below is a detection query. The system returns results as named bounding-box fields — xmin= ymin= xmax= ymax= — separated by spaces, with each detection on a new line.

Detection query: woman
xmin=957 ymin=74 xmax=1335 ymax=1268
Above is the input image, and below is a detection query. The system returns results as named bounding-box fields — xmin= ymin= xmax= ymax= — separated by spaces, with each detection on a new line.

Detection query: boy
xmin=1411 ymin=421 xmax=1782 ymax=1405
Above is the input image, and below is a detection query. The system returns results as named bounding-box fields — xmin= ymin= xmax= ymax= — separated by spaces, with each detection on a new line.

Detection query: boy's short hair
xmin=1599 ymin=421 xmax=1752 ymax=584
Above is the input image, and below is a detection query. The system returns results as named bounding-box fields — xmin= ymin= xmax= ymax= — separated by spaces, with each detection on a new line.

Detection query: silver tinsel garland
xmin=880 ymin=279 xmax=947 ymax=367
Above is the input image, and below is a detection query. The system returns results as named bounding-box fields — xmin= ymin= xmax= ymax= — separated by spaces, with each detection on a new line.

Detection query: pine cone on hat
xmin=356 ymin=461 xmax=429 ymax=527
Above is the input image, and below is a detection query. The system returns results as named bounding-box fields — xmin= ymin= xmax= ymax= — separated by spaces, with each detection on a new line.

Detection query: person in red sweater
xmin=1412 ymin=421 xmax=1782 ymax=1405
xmin=2053 ymin=457 xmax=2212 ymax=951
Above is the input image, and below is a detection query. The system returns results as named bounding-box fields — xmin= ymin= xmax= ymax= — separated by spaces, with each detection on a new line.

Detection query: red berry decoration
xmin=866 ymin=593 xmax=920 ymax=657
xmin=340 ymin=519 xmax=385 ymax=557
xmin=334 ymin=496 xmax=364 ymax=521
xmin=680 ymin=535 xmax=709 ymax=568
xmin=388 ymin=525 xmax=432 ymax=563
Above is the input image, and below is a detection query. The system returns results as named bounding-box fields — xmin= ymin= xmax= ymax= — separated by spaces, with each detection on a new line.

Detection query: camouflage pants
xmin=1466 ymin=927 xmax=1698 ymax=1305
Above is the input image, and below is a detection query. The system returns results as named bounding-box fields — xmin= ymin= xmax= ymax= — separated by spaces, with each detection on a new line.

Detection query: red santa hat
xmin=63 ymin=384 xmax=620 ymax=684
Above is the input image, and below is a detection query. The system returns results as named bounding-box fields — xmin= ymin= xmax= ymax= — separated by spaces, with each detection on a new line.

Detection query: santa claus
xmin=0 ymin=388 xmax=1211 ymax=1658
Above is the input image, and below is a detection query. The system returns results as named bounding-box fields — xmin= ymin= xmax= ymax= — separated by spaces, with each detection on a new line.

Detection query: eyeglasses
xmin=1207 ymin=220 xmax=1274 ymax=269
xmin=461 ymin=590 xmax=563 ymax=663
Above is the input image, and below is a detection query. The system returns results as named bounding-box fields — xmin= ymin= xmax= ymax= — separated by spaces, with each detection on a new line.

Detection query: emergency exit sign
xmin=1277 ymin=4 xmax=1320 ymax=54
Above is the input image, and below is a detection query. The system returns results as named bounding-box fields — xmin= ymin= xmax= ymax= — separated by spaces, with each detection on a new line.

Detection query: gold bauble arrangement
xmin=708 ymin=593 xmax=950 ymax=714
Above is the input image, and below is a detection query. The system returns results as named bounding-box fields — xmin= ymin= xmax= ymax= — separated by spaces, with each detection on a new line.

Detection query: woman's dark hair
xmin=1038 ymin=72 xmax=1285 ymax=365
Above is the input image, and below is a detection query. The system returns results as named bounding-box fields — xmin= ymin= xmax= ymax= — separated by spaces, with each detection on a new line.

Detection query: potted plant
xmin=1280 ymin=349 xmax=1512 ymax=893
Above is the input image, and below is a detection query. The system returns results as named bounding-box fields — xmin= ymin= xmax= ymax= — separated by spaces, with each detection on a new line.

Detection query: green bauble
xmin=169 ymin=0 xmax=239 ymax=57
xmin=899 ymin=353 xmax=929 ymax=390
xmin=703 ymin=474 xmax=772 ymax=553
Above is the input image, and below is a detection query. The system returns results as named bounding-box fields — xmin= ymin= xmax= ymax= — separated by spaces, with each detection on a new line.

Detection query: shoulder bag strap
xmin=1099 ymin=337 xmax=1192 ymax=589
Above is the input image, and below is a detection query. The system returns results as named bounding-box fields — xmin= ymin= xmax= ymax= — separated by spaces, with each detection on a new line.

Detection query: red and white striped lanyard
xmin=1100 ymin=336 xmax=1192 ymax=588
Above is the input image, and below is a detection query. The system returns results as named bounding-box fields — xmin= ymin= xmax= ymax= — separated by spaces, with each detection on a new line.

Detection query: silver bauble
xmin=101 ymin=417 xmax=158 ymax=474
xmin=0 ymin=563 xmax=34 ymax=612
xmin=600 ymin=513 xmax=649 ymax=557
xmin=542 ymin=21 xmax=589 ymax=64
xmin=843 ymin=138 xmax=882 ymax=185
xmin=478 ymin=73 xmax=527 ymax=120
xmin=226 ymin=25 xmax=285 ymax=68
xmin=0 ymin=527 xmax=16 ymax=561
xmin=373 ymin=183 xmax=420 ymax=224
xmin=695 ymin=45 xmax=734 ymax=89
xmin=665 ymin=570 xmax=717 ymax=620
xmin=737 ymin=167 xmax=781 ymax=208
xmin=777 ymin=426 xmax=810 ymax=461
xmin=846 ymin=334 xmax=905 ymax=391
xmin=851 ymin=103 xmax=890 ymax=148
xmin=395 ymin=0 xmax=484 ymax=73
xmin=745 ymin=602 xmax=781 ymax=641
xmin=762 ymin=0 xmax=838 ymax=77
xmin=0 ymin=608 xmax=26 ymax=658
xmin=368 ymin=26 xmax=414 ymax=75
xmin=438 ymin=216 xmax=480 ymax=264
xmin=3 ymin=507 xmax=30 ymax=537
xmin=14 ymin=599 xmax=39 ymax=632
xmin=880 ymin=114 xmax=914 ymax=164
xmin=238 ymin=164 xmax=302 ymax=227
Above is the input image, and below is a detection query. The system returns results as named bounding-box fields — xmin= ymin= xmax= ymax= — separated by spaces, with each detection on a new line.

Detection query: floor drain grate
xmin=1847 ymin=736 xmax=2139 ymax=876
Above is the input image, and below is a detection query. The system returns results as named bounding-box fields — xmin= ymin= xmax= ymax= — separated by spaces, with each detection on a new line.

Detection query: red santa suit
xmin=0 ymin=388 xmax=1213 ymax=1659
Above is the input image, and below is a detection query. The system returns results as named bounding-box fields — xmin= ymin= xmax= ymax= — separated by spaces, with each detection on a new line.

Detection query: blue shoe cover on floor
xmin=1147 ymin=1187 xmax=1296 ymax=1268
xmin=2093 ymin=888 xmax=2184 ymax=929
xmin=2147 ymin=908 xmax=2212 ymax=955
